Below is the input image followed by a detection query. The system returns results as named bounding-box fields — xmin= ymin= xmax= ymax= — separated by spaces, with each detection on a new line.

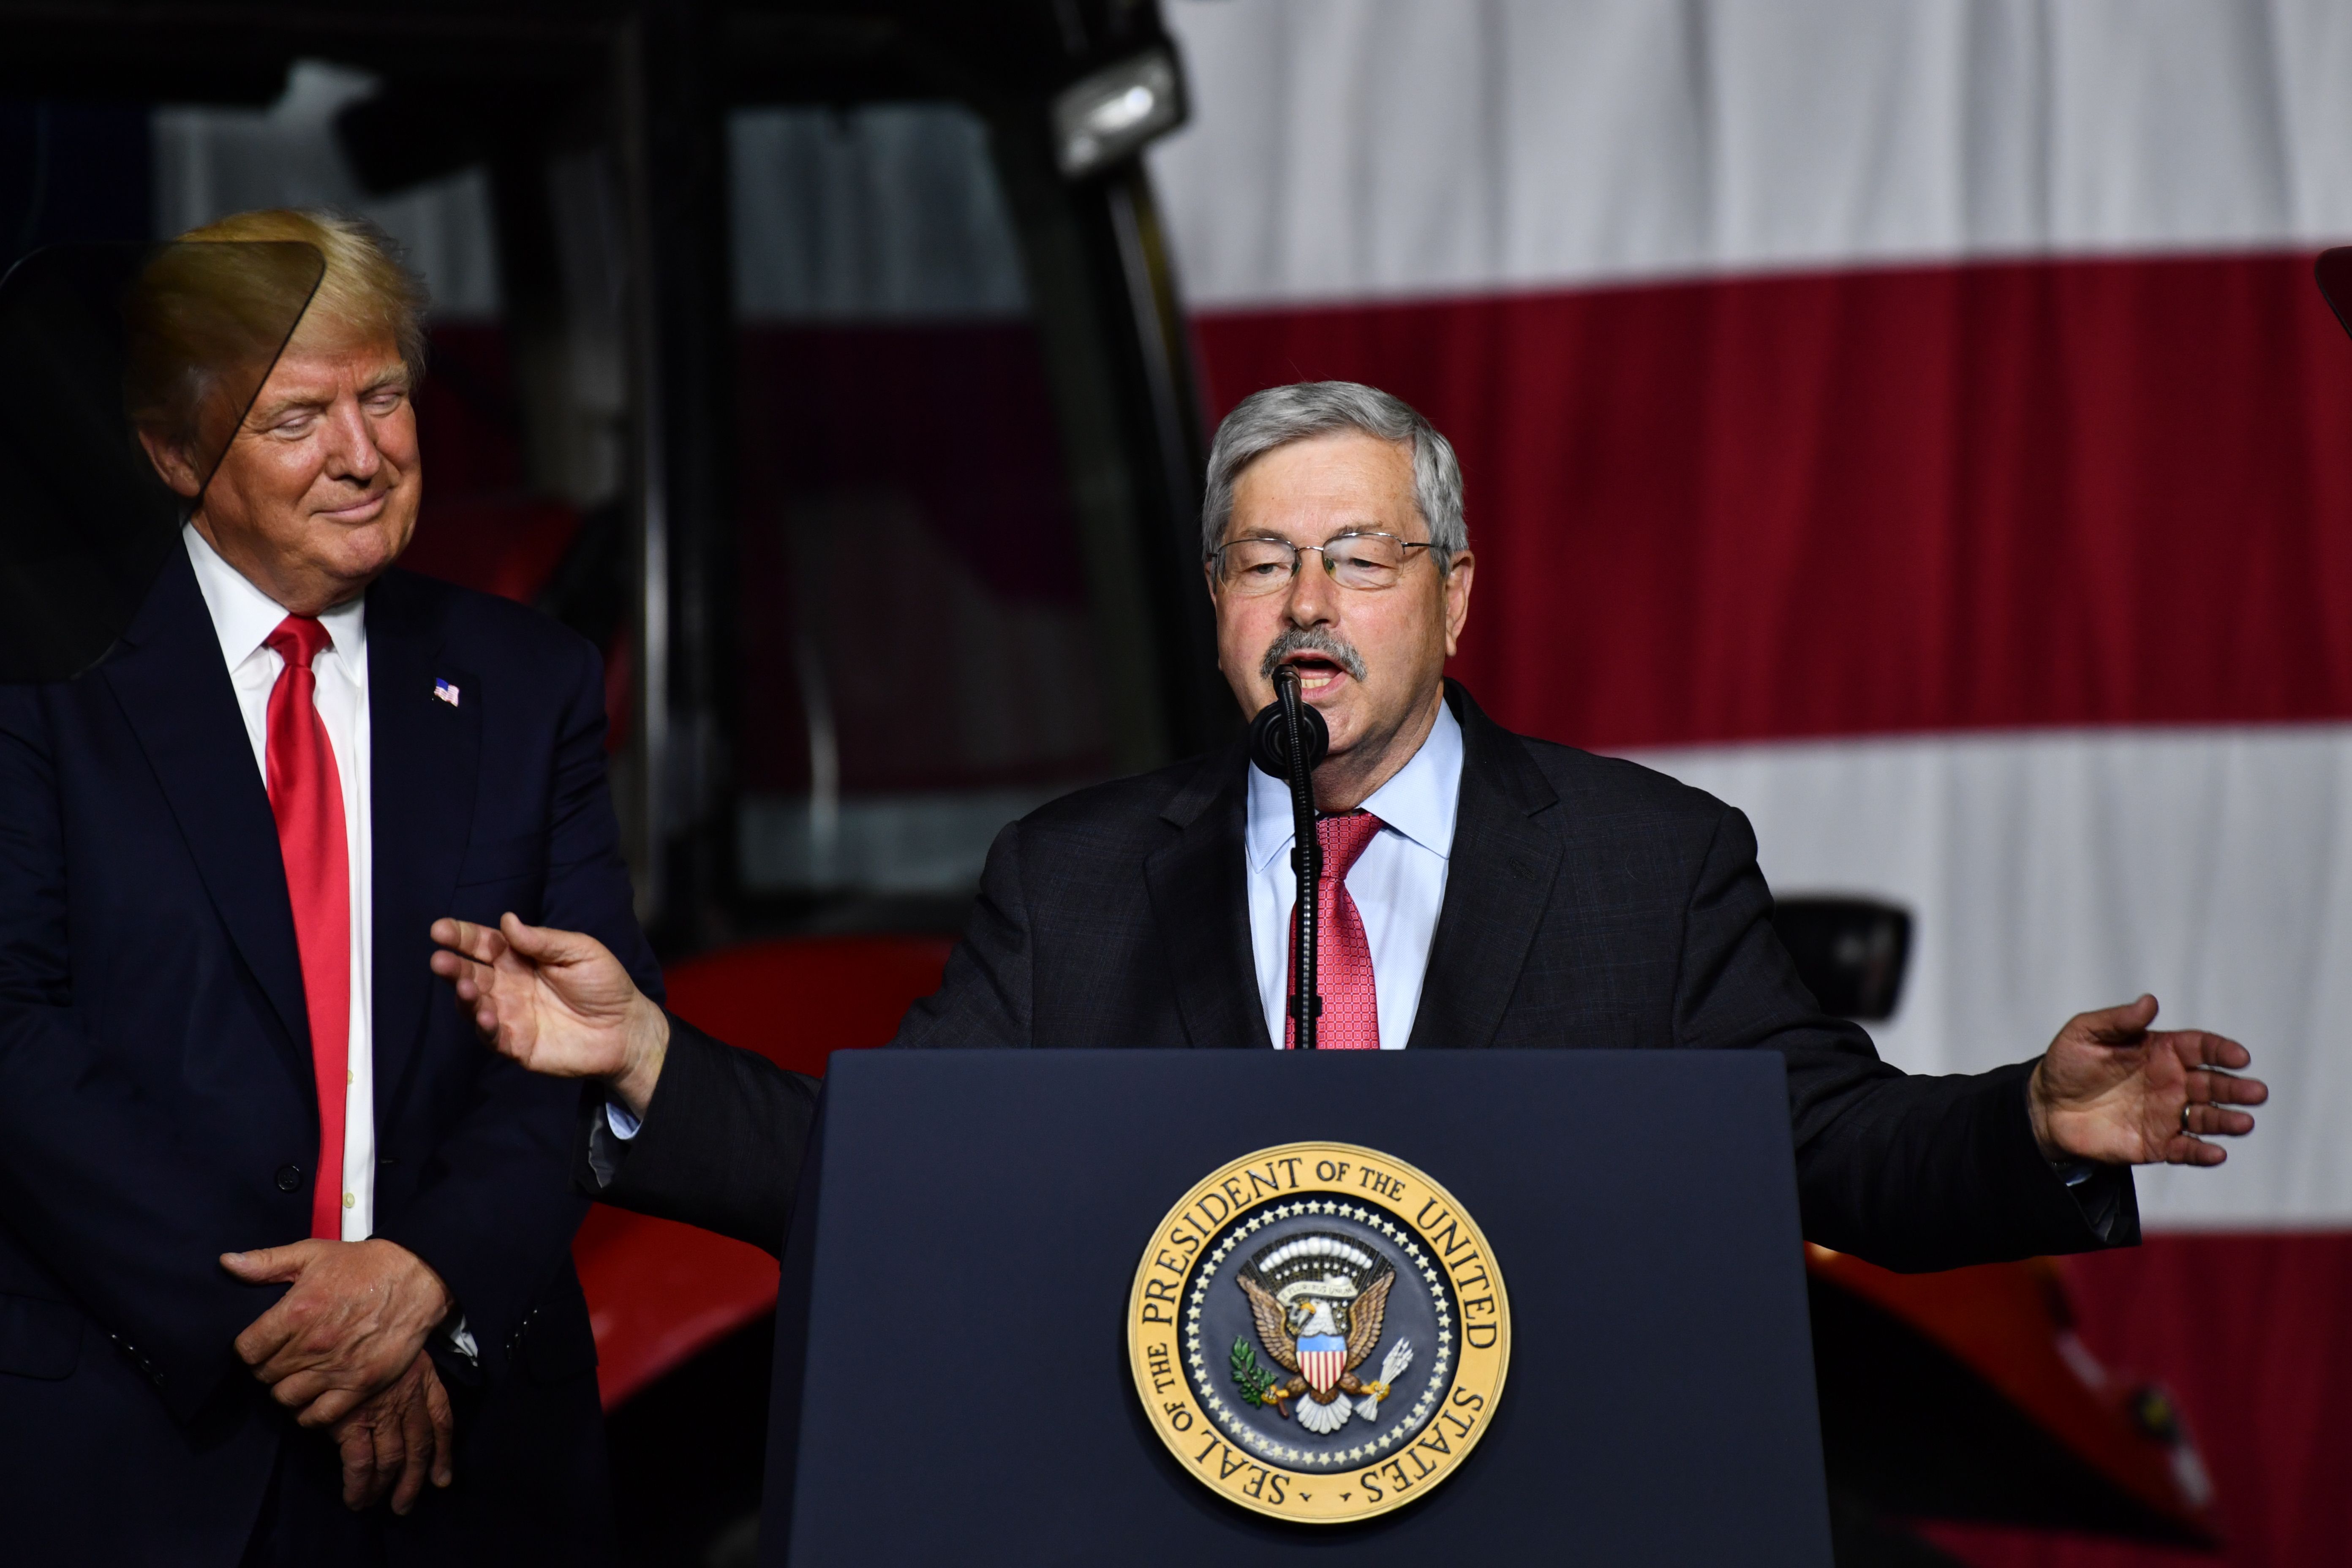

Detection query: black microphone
xmin=1249 ymin=671 xmax=1330 ymax=779
xmin=1250 ymin=667 xmax=1329 ymax=1049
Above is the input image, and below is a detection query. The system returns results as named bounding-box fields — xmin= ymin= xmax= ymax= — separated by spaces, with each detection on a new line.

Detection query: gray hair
xmin=1200 ymin=381 xmax=1467 ymax=572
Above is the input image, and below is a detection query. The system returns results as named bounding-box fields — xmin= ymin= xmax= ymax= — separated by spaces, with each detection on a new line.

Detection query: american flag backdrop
xmin=1152 ymin=4 xmax=2352 ymax=1562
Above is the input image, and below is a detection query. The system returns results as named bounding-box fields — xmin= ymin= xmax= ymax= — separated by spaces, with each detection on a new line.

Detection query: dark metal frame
xmin=0 ymin=0 xmax=1220 ymax=950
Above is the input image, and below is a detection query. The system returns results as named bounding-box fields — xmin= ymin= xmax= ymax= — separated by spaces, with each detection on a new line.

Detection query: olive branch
xmin=1230 ymin=1337 xmax=1280 ymax=1406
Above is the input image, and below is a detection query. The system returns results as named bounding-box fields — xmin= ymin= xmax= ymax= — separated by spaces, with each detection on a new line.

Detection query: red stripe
xmin=1194 ymin=253 xmax=2352 ymax=751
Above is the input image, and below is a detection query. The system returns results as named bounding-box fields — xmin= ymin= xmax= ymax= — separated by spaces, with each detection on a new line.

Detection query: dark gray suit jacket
xmin=589 ymin=682 xmax=2132 ymax=1274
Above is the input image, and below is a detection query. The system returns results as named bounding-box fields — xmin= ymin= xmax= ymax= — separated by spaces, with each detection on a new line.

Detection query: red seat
xmin=573 ymin=934 xmax=954 ymax=1407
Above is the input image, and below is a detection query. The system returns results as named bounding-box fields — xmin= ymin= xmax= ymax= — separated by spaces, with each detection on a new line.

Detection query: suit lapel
xmin=100 ymin=549 xmax=312 ymax=1070
xmin=1144 ymin=741 xmax=1270 ymax=1050
xmin=1405 ymin=683 xmax=1563 ymax=1051
xmin=366 ymin=572 xmax=479 ymax=1103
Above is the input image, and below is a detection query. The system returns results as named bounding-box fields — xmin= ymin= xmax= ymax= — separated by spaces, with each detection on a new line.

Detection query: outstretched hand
xmin=428 ymin=914 xmax=670 ymax=1116
xmin=2028 ymin=995 xmax=2267 ymax=1166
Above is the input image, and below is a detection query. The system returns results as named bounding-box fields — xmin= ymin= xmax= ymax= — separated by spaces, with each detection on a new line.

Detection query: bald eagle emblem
xmin=1232 ymin=1233 xmax=1417 ymax=1436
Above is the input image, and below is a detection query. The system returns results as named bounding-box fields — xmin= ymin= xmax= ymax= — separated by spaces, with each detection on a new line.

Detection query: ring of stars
xmin=1182 ymin=1197 xmax=1460 ymax=1473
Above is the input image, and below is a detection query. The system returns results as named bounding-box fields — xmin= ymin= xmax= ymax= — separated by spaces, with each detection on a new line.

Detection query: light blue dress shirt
xmin=1245 ymin=700 xmax=1464 ymax=1049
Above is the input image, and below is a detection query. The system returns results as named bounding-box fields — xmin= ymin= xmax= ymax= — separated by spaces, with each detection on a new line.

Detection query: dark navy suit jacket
xmin=0 ymin=549 xmax=660 ymax=1565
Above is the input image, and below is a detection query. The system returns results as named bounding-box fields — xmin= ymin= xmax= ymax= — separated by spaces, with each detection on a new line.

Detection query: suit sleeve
xmin=573 ymin=815 xmax=1037 ymax=1242
xmin=574 ymin=1018 xmax=819 ymax=1254
xmin=888 ymin=819 xmax=1033 ymax=1048
xmin=0 ymin=687 xmax=263 ymax=1421
xmin=1677 ymin=804 xmax=2137 ymax=1272
xmin=371 ymin=638 xmax=665 ymax=1351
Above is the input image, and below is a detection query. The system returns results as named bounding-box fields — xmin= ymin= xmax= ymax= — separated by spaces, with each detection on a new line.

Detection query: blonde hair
xmin=124 ymin=208 xmax=429 ymax=455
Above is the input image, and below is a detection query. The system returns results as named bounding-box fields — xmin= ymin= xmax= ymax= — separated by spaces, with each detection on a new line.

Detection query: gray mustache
xmin=1259 ymin=627 xmax=1367 ymax=683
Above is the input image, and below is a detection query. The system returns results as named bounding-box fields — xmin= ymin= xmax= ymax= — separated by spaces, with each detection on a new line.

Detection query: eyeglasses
xmin=1207 ymin=531 xmax=1437 ymax=596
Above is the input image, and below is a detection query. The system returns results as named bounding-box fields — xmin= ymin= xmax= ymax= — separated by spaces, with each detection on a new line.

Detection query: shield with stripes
xmin=1297 ymin=1334 xmax=1348 ymax=1397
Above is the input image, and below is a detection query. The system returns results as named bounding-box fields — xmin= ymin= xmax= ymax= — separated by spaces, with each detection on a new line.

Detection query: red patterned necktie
xmin=1285 ymin=810 xmax=1386 ymax=1050
xmin=264 ymin=615 xmax=350 ymax=1240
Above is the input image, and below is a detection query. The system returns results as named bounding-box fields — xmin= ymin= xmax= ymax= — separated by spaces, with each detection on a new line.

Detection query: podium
xmin=762 ymin=1050 xmax=1832 ymax=1566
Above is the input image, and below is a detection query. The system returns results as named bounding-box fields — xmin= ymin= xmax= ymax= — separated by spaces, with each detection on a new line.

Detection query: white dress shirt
xmin=184 ymin=523 xmax=377 ymax=1241
xmin=1246 ymin=700 xmax=1464 ymax=1049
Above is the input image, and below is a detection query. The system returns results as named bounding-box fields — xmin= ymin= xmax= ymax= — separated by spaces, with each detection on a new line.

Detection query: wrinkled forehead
xmin=285 ymin=300 xmax=401 ymax=359
xmin=280 ymin=303 xmax=409 ymax=377
xmin=1227 ymin=430 xmax=1421 ymax=540
xmin=243 ymin=329 xmax=410 ymax=411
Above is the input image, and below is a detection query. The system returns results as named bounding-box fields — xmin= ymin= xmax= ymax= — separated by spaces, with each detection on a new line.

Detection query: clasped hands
xmin=218 ymin=1236 xmax=456 ymax=1516
xmin=431 ymin=913 xmax=2270 ymax=1171
xmin=213 ymin=907 xmax=662 ymax=1522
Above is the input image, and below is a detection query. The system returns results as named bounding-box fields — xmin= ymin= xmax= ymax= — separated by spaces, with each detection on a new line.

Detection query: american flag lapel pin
xmin=433 ymin=678 xmax=461 ymax=708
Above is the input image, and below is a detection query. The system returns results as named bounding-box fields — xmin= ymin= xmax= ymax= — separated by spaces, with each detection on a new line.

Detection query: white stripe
xmin=1154 ymin=0 xmax=2352 ymax=305
xmin=1631 ymin=725 xmax=2352 ymax=1229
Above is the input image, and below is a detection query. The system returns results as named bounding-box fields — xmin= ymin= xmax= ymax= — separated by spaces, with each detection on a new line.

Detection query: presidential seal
xmin=1127 ymin=1142 xmax=1510 ymax=1524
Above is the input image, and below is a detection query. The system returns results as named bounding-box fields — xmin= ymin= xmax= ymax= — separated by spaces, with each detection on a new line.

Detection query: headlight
xmin=1051 ymin=48 xmax=1186 ymax=179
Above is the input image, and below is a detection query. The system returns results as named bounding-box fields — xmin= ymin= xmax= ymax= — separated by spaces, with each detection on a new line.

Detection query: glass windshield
xmin=730 ymin=102 xmax=1112 ymax=905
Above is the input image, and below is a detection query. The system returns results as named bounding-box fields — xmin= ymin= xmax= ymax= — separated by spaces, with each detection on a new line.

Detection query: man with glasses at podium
xmin=431 ymin=381 xmax=2268 ymax=1271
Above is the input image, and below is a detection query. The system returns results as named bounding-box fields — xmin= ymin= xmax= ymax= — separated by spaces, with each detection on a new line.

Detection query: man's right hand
xmin=428 ymin=914 xmax=670 ymax=1117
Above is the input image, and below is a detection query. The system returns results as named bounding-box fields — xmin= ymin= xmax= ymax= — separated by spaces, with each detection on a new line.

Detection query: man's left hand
xmin=222 ymin=1238 xmax=454 ymax=1427
xmin=329 ymin=1349 xmax=455 ymax=1514
xmin=2028 ymin=994 xmax=2269 ymax=1166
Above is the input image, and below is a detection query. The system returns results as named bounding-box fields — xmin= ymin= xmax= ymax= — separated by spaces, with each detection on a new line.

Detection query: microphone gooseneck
xmin=1250 ymin=667 xmax=1329 ymax=1049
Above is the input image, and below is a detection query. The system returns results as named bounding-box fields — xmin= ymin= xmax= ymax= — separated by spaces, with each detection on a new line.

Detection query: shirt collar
xmin=1245 ymin=697 xmax=1464 ymax=871
xmin=182 ymin=520 xmax=368 ymax=673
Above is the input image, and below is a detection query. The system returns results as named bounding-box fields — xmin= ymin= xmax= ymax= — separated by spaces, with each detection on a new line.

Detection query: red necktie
xmin=264 ymin=615 xmax=349 ymax=1240
xmin=1285 ymin=811 xmax=1386 ymax=1051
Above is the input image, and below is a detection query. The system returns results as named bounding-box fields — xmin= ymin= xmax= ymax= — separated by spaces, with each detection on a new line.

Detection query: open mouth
xmin=1282 ymin=653 xmax=1349 ymax=693
xmin=1260 ymin=629 xmax=1367 ymax=694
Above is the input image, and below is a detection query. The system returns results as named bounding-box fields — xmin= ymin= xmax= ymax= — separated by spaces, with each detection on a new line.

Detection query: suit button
xmin=274 ymin=1165 xmax=303 ymax=1193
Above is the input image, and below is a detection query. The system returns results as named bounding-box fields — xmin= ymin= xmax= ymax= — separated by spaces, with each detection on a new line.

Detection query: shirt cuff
xmin=585 ymin=1099 xmax=637 ymax=1190
xmin=2054 ymin=1159 xmax=2131 ymax=1244
xmin=444 ymin=1313 xmax=479 ymax=1365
